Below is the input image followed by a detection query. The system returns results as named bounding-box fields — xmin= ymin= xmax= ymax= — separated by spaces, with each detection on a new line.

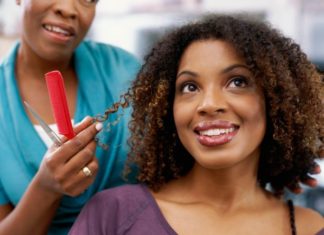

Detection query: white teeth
xmin=44 ymin=24 xmax=71 ymax=36
xmin=199 ymin=127 xmax=235 ymax=136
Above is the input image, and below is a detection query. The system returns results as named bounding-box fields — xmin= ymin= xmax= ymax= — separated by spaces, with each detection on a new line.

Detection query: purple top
xmin=317 ymin=229 xmax=324 ymax=235
xmin=69 ymin=184 xmax=177 ymax=235
xmin=70 ymin=184 xmax=324 ymax=235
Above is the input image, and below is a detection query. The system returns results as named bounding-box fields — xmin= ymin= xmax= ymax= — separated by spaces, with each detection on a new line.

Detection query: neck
xmin=159 ymin=153 xmax=268 ymax=212
xmin=185 ymin=164 xmax=261 ymax=208
xmin=16 ymin=41 xmax=74 ymax=80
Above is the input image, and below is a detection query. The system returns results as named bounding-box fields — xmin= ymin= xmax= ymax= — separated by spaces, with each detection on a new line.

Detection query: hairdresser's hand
xmin=287 ymin=163 xmax=321 ymax=194
xmin=34 ymin=116 xmax=102 ymax=198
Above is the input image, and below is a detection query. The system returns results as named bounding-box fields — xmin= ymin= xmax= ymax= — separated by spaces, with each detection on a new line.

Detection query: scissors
xmin=24 ymin=101 xmax=63 ymax=147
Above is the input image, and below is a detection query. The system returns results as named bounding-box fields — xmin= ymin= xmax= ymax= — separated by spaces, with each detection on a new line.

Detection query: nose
xmin=53 ymin=0 xmax=78 ymax=19
xmin=197 ymin=88 xmax=227 ymax=115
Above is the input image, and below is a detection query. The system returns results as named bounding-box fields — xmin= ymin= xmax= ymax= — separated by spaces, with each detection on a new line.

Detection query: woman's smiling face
xmin=19 ymin=0 xmax=97 ymax=61
xmin=173 ymin=39 xmax=266 ymax=170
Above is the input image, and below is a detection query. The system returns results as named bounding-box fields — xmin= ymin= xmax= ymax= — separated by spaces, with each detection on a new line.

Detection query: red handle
xmin=45 ymin=70 xmax=75 ymax=139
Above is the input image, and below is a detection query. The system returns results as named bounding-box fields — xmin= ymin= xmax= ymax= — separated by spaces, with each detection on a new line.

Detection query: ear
xmin=16 ymin=0 xmax=21 ymax=5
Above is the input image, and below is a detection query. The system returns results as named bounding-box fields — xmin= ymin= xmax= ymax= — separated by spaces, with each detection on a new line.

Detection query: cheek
xmin=173 ymin=101 xmax=183 ymax=129
xmin=248 ymin=102 xmax=265 ymax=122
xmin=74 ymin=13 xmax=95 ymax=46
xmin=173 ymin=104 xmax=191 ymax=142
xmin=240 ymin=96 xmax=267 ymax=136
xmin=173 ymin=98 xmax=195 ymax=128
xmin=79 ymin=11 xmax=95 ymax=30
xmin=235 ymin=93 xmax=265 ymax=118
xmin=22 ymin=12 xmax=41 ymax=43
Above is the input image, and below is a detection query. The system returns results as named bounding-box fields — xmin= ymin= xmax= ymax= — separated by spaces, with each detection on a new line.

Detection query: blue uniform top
xmin=0 ymin=40 xmax=140 ymax=234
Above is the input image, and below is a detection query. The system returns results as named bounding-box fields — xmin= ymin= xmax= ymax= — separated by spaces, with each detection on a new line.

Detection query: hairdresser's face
xmin=18 ymin=0 xmax=96 ymax=61
xmin=173 ymin=40 xmax=266 ymax=170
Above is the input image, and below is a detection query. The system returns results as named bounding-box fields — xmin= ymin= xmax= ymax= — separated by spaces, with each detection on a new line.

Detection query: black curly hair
xmin=100 ymin=14 xmax=324 ymax=194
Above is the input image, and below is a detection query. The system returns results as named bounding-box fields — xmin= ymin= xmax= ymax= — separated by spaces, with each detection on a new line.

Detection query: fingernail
xmin=79 ymin=116 xmax=93 ymax=124
xmin=95 ymin=122 xmax=103 ymax=131
xmin=80 ymin=116 xmax=88 ymax=123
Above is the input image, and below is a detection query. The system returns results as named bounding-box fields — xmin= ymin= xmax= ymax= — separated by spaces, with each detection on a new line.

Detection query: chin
xmin=41 ymin=48 xmax=72 ymax=61
xmin=194 ymin=155 xmax=240 ymax=170
xmin=193 ymin=149 xmax=259 ymax=171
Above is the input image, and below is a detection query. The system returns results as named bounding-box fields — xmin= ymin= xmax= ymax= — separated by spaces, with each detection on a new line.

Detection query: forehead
xmin=178 ymin=40 xmax=247 ymax=70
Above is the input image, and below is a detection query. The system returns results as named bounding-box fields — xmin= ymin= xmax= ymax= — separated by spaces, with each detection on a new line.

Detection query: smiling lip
xmin=194 ymin=120 xmax=239 ymax=147
xmin=42 ymin=22 xmax=76 ymax=43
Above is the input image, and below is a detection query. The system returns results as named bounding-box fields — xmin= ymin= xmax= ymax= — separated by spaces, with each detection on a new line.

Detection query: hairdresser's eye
xmin=182 ymin=83 xmax=198 ymax=93
xmin=228 ymin=76 xmax=249 ymax=88
xmin=78 ymin=0 xmax=99 ymax=7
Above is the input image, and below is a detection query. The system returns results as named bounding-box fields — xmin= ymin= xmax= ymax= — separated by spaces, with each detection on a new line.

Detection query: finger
xmin=289 ymin=186 xmax=303 ymax=194
xmin=286 ymin=180 xmax=303 ymax=194
xmin=46 ymin=116 xmax=94 ymax=153
xmin=73 ymin=116 xmax=94 ymax=134
xmin=62 ymin=140 xmax=97 ymax=177
xmin=78 ymin=158 xmax=99 ymax=180
xmin=66 ymin=177 xmax=95 ymax=197
xmin=64 ymin=122 xmax=102 ymax=155
xmin=62 ymin=174 xmax=95 ymax=197
xmin=63 ymin=158 xmax=99 ymax=197
xmin=50 ymin=122 xmax=103 ymax=163
xmin=301 ymin=176 xmax=318 ymax=188
xmin=310 ymin=164 xmax=321 ymax=174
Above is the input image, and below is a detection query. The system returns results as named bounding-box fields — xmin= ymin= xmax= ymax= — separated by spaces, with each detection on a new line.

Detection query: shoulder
xmin=78 ymin=40 xmax=141 ymax=66
xmin=85 ymin=184 xmax=150 ymax=215
xmin=76 ymin=40 xmax=141 ymax=83
xmin=93 ymin=184 xmax=147 ymax=202
xmin=294 ymin=206 xmax=324 ymax=234
xmin=71 ymin=184 xmax=171 ymax=234
xmin=0 ymin=42 xmax=18 ymax=91
xmin=0 ymin=41 xmax=19 ymax=68
xmin=71 ymin=184 xmax=152 ymax=234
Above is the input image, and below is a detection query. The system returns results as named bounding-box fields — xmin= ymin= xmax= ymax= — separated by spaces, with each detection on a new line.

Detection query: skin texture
xmin=174 ymin=40 xmax=266 ymax=171
xmin=0 ymin=1 xmax=99 ymax=234
xmin=108 ymin=15 xmax=323 ymax=234
xmin=19 ymin=0 xmax=95 ymax=62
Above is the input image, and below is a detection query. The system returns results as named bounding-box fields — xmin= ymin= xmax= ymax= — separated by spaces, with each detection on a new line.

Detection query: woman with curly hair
xmin=70 ymin=15 xmax=324 ymax=235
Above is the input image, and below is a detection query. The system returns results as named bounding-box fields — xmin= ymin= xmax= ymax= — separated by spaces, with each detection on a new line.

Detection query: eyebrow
xmin=176 ymin=71 xmax=197 ymax=78
xmin=221 ymin=64 xmax=250 ymax=74
xmin=176 ymin=64 xmax=250 ymax=79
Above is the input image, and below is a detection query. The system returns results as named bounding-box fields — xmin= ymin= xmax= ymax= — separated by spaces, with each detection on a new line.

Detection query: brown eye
xmin=78 ymin=0 xmax=99 ymax=7
xmin=182 ymin=83 xmax=198 ymax=93
xmin=229 ymin=76 xmax=248 ymax=88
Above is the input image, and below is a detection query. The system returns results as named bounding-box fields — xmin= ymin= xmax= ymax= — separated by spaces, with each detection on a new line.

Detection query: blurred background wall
xmin=0 ymin=0 xmax=323 ymax=214
xmin=1 ymin=0 xmax=324 ymax=69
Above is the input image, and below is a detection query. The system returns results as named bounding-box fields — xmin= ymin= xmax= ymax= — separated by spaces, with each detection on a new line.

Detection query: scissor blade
xmin=23 ymin=101 xmax=62 ymax=146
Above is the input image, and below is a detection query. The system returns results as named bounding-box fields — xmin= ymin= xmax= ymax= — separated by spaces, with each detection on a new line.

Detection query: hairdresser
xmin=0 ymin=0 xmax=139 ymax=234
